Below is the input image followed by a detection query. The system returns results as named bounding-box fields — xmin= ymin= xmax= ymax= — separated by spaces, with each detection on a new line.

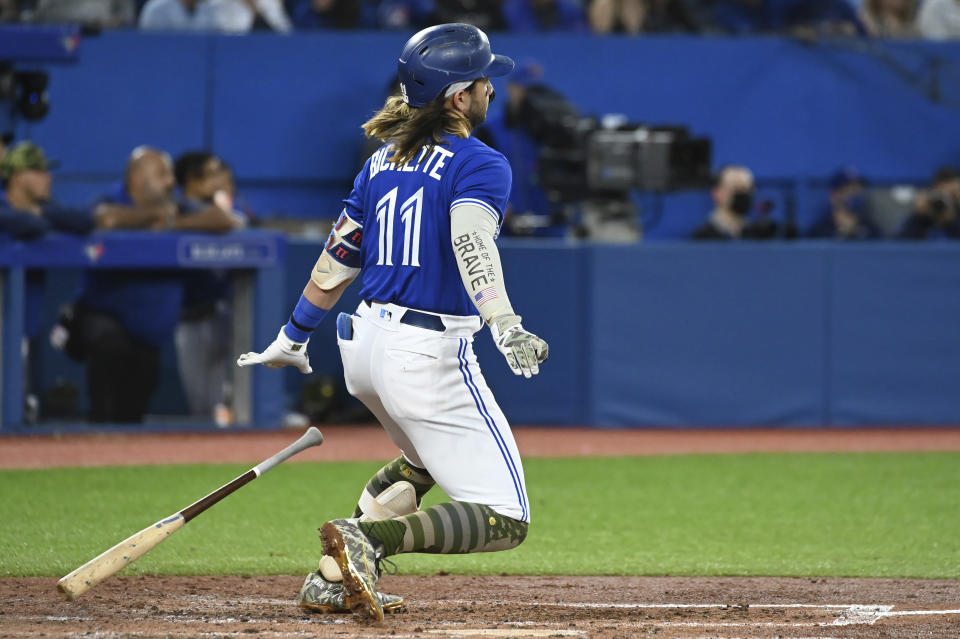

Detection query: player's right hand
xmin=237 ymin=327 xmax=313 ymax=374
xmin=490 ymin=314 xmax=549 ymax=379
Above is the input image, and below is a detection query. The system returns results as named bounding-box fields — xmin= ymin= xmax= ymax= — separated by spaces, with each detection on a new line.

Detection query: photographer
xmin=691 ymin=165 xmax=787 ymax=240
xmin=807 ymin=166 xmax=879 ymax=240
xmin=898 ymin=166 xmax=960 ymax=240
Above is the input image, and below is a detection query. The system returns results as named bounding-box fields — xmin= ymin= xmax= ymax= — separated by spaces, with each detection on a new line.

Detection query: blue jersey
xmin=344 ymin=135 xmax=511 ymax=316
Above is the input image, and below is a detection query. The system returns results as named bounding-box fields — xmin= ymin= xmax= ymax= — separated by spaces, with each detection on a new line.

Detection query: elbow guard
xmin=311 ymin=210 xmax=363 ymax=291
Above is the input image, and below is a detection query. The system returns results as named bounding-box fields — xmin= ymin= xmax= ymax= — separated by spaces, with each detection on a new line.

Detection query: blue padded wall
xmin=828 ymin=245 xmax=960 ymax=425
xmin=22 ymin=32 xmax=210 ymax=175
xmin=590 ymin=244 xmax=827 ymax=426
xmin=473 ymin=242 xmax=591 ymax=425
xmin=282 ymin=241 xmax=960 ymax=427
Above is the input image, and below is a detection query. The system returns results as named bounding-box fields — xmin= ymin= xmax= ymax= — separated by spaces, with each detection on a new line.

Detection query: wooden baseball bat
xmin=57 ymin=426 xmax=324 ymax=600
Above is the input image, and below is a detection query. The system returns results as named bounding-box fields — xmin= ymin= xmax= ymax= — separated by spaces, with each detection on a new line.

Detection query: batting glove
xmin=236 ymin=327 xmax=313 ymax=374
xmin=490 ymin=314 xmax=549 ymax=379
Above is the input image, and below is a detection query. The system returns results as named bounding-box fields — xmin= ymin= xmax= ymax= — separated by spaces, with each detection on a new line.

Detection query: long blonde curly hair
xmin=362 ymin=94 xmax=473 ymax=167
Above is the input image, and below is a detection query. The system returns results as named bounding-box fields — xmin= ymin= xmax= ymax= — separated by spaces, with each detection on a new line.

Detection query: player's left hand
xmin=237 ymin=327 xmax=313 ymax=374
xmin=490 ymin=314 xmax=549 ymax=378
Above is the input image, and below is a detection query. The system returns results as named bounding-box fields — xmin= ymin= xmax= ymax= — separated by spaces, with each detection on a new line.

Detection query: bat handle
xmin=254 ymin=426 xmax=323 ymax=476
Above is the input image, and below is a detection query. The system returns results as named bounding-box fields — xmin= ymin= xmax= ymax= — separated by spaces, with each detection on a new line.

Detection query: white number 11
xmin=376 ymin=186 xmax=423 ymax=267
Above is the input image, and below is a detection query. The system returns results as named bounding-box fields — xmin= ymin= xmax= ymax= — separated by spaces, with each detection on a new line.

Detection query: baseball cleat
xmin=320 ymin=519 xmax=384 ymax=622
xmin=298 ymin=571 xmax=405 ymax=614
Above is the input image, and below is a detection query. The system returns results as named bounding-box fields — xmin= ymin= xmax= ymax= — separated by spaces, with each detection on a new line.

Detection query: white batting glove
xmin=490 ymin=314 xmax=549 ymax=379
xmin=236 ymin=327 xmax=313 ymax=374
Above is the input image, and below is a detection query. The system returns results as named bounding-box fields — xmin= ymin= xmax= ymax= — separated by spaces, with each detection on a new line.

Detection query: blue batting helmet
xmin=397 ymin=23 xmax=515 ymax=108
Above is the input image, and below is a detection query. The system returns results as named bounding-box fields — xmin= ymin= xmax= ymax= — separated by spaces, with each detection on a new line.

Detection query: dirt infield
xmin=3 ymin=575 xmax=960 ymax=638
xmin=3 ymin=426 xmax=959 ymax=638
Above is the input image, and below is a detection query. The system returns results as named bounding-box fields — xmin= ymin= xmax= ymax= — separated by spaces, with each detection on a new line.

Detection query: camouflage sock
xmin=352 ymin=456 xmax=435 ymax=518
xmin=360 ymin=502 xmax=528 ymax=557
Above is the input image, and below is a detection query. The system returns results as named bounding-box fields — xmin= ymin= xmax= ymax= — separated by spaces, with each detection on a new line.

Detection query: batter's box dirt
xmin=2 ymin=575 xmax=959 ymax=639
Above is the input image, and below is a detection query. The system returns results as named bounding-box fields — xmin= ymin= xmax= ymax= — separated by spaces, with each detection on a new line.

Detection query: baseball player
xmin=238 ymin=23 xmax=548 ymax=621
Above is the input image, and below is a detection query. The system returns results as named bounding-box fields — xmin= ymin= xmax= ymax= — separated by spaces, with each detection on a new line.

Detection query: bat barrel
xmin=57 ymin=514 xmax=185 ymax=600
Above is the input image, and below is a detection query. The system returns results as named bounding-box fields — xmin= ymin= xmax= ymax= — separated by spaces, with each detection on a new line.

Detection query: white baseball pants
xmin=338 ymin=300 xmax=530 ymax=523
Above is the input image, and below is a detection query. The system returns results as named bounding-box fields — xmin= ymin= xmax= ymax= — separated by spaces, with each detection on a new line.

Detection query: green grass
xmin=2 ymin=453 xmax=958 ymax=579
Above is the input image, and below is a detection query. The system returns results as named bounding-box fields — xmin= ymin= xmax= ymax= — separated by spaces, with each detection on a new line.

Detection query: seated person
xmin=0 ymin=0 xmax=20 ymax=21
xmin=589 ymin=0 xmax=700 ymax=34
xmin=212 ymin=0 xmax=292 ymax=32
xmin=32 ymin=0 xmax=137 ymax=29
xmin=432 ymin=0 xmax=506 ymax=31
xmin=897 ymin=166 xmax=960 ymax=240
xmin=692 ymin=165 xmax=769 ymax=240
xmin=287 ymin=0 xmax=373 ymax=29
xmin=917 ymin=0 xmax=960 ymax=40
xmin=502 ymin=0 xmax=587 ymax=32
xmin=712 ymin=0 xmax=866 ymax=36
xmin=860 ymin=0 xmax=919 ymax=38
xmin=807 ymin=166 xmax=879 ymax=240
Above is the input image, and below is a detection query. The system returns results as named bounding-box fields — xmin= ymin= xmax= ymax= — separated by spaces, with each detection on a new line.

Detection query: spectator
xmin=0 ymin=0 xmax=21 ymax=21
xmin=712 ymin=0 xmax=867 ymax=36
xmin=94 ymin=145 xmax=179 ymax=230
xmin=589 ymin=0 xmax=699 ymax=34
xmin=72 ymin=147 xmax=184 ymax=423
xmin=173 ymin=150 xmax=246 ymax=425
xmin=32 ymin=0 xmax=137 ymax=28
xmin=897 ymin=166 xmax=960 ymax=239
xmin=372 ymin=0 xmax=434 ymax=29
xmin=287 ymin=0 xmax=369 ymax=29
xmin=691 ymin=165 xmax=754 ymax=239
xmin=917 ymin=0 xmax=960 ymax=40
xmin=691 ymin=165 xmax=785 ymax=240
xmin=0 ymin=141 xmax=68 ymax=423
xmin=589 ymin=0 xmax=644 ymax=33
xmin=807 ymin=166 xmax=879 ymax=239
xmin=212 ymin=158 xmax=257 ymax=222
xmin=431 ymin=0 xmax=505 ymax=31
xmin=172 ymin=151 xmax=245 ymax=231
xmin=0 ymin=141 xmax=94 ymax=239
xmin=860 ymin=0 xmax=919 ymax=37
xmin=502 ymin=0 xmax=587 ymax=32
xmin=139 ymin=0 xmax=218 ymax=29
xmin=477 ymin=60 xmax=553 ymax=228
xmin=214 ymin=0 xmax=292 ymax=32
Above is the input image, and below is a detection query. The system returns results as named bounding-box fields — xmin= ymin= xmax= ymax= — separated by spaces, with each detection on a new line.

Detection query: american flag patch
xmin=474 ymin=287 xmax=499 ymax=306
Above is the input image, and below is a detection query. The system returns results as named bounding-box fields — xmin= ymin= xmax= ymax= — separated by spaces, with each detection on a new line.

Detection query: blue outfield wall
xmin=24 ymin=239 xmax=957 ymax=428
xmin=285 ymin=241 xmax=960 ymax=427
xmin=14 ymin=240 xmax=960 ymax=427
xmin=13 ymin=31 xmax=960 ymax=226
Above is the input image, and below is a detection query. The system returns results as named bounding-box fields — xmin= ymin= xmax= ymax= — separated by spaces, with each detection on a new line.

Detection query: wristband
xmin=283 ymin=294 xmax=329 ymax=342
